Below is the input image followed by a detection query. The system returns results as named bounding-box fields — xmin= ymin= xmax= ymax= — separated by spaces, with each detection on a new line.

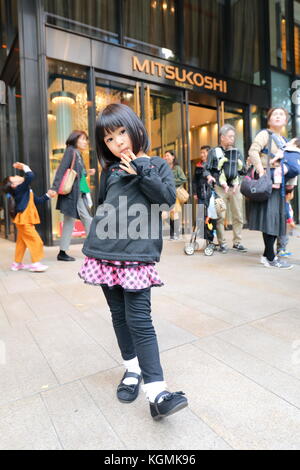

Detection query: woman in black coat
xmin=51 ymin=130 xmax=95 ymax=261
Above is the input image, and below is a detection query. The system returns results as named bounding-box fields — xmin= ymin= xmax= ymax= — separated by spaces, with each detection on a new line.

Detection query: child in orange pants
xmin=1 ymin=162 xmax=55 ymax=272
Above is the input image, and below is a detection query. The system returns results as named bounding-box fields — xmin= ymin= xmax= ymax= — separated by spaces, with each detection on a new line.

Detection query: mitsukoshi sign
xmin=132 ymin=56 xmax=228 ymax=94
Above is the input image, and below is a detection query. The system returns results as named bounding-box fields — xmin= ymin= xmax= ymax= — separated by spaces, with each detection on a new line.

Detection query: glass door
xmin=143 ymin=84 xmax=184 ymax=164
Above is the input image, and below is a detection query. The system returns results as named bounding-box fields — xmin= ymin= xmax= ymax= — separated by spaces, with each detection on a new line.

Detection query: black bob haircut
xmin=65 ymin=130 xmax=88 ymax=148
xmin=95 ymin=103 xmax=150 ymax=169
xmin=1 ymin=176 xmax=13 ymax=194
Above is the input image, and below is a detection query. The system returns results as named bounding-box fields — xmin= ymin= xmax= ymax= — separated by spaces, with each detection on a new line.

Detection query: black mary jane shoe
xmin=150 ymin=391 xmax=188 ymax=420
xmin=117 ymin=371 xmax=142 ymax=403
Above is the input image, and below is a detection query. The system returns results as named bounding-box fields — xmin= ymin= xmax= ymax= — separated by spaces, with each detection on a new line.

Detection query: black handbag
xmin=241 ymin=131 xmax=273 ymax=202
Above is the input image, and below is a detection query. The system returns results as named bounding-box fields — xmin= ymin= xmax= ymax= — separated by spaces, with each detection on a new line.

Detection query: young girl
xmin=79 ymin=104 xmax=188 ymax=420
xmin=1 ymin=162 xmax=55 ymax=272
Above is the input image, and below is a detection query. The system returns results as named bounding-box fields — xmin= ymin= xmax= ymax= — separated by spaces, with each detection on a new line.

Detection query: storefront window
xmin=183 ymin=0 xmax=224 ymax=74
xmin=44 ymin=0 xmax=118 ymax=44
xmin=294 ymin=0 xmax=300 ymax=75
xmin=184 ymin=0 xmax=263 ymax=85
xmin=0 ymin=0 xmax=18 ymax=73
xmin=123 ymin=0 xmax=177 ymax=60
xmin=47 ymin=60 xmax=91 ymax=242
xmin=271 ymin=71 xmax=292 ymax=136
xmin=269 ymin=0 xmax=290 ymax=71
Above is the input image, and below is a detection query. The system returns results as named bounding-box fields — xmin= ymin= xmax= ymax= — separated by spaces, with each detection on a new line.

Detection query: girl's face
xmin=76 ymin=134 xmax=88 ymax=151
xmin=103 ymin=127 xmax=133 ymax=158
xmin=268 ymin=109 xmax=288 ymax=129
xmin=9 ymin=175 xmax=24 ymax=188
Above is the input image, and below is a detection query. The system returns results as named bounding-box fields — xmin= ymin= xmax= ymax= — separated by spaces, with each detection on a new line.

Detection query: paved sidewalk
xmin=0 ymin=229 xmax=300 ymax=450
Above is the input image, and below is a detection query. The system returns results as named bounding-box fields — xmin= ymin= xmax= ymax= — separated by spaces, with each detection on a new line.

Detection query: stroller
xmin=184 ymin=184 xmax=221 ymax=256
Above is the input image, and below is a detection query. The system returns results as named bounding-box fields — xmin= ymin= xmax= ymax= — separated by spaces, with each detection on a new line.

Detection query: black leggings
xmin=101 ymin=286 xmax=164 ymax=384
xmin=263 ymin=233 xmax=277 ymax=261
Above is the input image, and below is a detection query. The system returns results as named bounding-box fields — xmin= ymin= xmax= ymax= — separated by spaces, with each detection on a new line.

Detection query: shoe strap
xmin=123 ymin=371 xmax=141 ymax=381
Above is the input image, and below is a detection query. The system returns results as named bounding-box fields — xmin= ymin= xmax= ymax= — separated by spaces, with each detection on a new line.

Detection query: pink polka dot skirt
xmin=78 ymin=257 xmax=164 ymax=292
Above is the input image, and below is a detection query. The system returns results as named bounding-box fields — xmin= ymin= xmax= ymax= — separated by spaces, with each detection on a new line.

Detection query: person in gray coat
xmin=51 ymin=130 xmax=95 ymax=261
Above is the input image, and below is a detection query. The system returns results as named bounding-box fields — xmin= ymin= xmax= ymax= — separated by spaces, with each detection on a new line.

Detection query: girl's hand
xmin=13 ymin=162 xmax=24 ymax=170
xmin=47 ymin=189 xmax=57 ymax=198
xmin=120 ymin=150 xmax=137 ymax=175
xmin=88 ymin=168 xmax=96 ymax=176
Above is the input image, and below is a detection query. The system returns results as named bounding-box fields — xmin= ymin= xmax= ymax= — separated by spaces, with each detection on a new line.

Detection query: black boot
xmin=57 ymin=250 xmax=76 ymax=261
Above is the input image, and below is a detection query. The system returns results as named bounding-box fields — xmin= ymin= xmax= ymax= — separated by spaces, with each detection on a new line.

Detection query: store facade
xmin=0 ymin=0 xmax=299 ymax=244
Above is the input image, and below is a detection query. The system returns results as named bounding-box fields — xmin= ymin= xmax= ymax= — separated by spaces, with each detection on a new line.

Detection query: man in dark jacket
xmin=204 ymin=124 xmax=247 ymax=254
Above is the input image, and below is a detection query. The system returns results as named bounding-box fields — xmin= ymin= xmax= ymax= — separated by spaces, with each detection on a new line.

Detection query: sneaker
xmin=260 ymin=256 xmax=268 ymax=265
xmin=277 ymin=250 xmax=293 ymax=257
xmin=264 ymin=257 xmax=293 ymax=269
xmin=233 ymin=243 xmax=248 ymax=252
xmin=10 ymin=262 xmax=27 ymax=271
xmin=218 ymin=244 xmax=228 ymax=254
xmin=149 ymin=391 xmax=188 ymax=420
xmin=28 ymin=263 xmax=48 ymax=272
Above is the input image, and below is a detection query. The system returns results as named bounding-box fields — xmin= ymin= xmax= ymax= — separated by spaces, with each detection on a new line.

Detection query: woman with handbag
xmin=163 ymin=151 xmax=188 ymax=240
xmin=247 ymin=107 xmax=296 ymax=269
xmin=51 ymin=130 xmax=96 ymax=261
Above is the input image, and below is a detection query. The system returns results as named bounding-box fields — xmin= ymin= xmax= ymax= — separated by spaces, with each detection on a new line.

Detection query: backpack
xmin=221 ymin=149 xmax=240 ymax=185
xmin=7 ymin=193 xmax=17 ymax=219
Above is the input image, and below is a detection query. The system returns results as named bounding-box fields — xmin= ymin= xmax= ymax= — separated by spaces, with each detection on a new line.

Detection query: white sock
xmin=123 ymin=357 xmax=141 ymax=385
xmin=142 ymin=381 xmax=168 ymax=403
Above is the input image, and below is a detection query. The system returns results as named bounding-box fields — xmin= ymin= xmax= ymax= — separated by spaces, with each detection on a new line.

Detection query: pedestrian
xmin=79 ymin=103 xmax=188 ymax=420
xmin=193 ymin=145 xmax=211 ymax=204
xmin=247 ymin=107 xmax=296 ymax=269
xmin=205 ymin=124 xmax=247 ymax=253
xmin=276 ymin=188 xmax=296 ymax=257
xmin=163 ymin=150 xmax=187 ymax=240
xmin=51 ymin=130 xmax=96 ymax=261
xmin=1 ymin=162 xmax=56 ymax=272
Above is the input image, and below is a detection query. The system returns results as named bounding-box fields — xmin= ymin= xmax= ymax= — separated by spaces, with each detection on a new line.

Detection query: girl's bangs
xmin=99 ymin=111 xmax=125 ymax=137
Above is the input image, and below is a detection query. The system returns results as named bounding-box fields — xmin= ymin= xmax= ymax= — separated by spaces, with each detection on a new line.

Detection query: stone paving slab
xmin=26 ymin=315 xmax=118 ymax=383
xmin=41 ymin=381 xmax=125 ymax=450
xmin=0 ymin=325 xmax=58 ymax=406
xmin=0 ymin=395 xmax=62 ymax=450
xmin=194 ymin=336 xmax=300 ymax=409
xmin=161 ymin=344 xmax=300 ymax=450
xmin=215 ymin=325 xmax=300 ymax=380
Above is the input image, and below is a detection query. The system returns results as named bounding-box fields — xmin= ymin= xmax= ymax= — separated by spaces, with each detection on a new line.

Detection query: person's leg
xmin=229 ymin=189 xmax=244 ymax=247
xmin=60 ymin=215 xmax=75 ymax=251
xmin=124 ymin=288 xmax=164 ymax=385
xmin=58 ymin=215 xmax=76 ymax=261
xmin=214 ymin=186 xmax=227 ymax=247
xmin=263 ymin=233 xmax=277 ymax=261
xmin=14 ymin=225 xmax=27 ymax=263
xmin=102 ymin=285 xmax=137 ymax=361
xmin=20 ymin=224 xmax=44 ymax=263
xmin=77 ymin=194 xmax=92 ymax=235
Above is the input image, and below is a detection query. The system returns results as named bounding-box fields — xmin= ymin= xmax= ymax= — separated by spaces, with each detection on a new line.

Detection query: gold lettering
xmin=185 ymin=71 xmax=194 ymax=85
xmin=154 ymin=62 xmax=165 ymax=77
xmin=175 ymin=68 xmax=186 ymax=82
xmin=223 ymin=81 xmax=228 ymax=93
xmin=204 ymin=76 xmax=213 ymax=90
xmin=150 ymin=61 xmax=156 ymax=75
xmin=132 ymin=56 xmax=150 ymax=74
xmin=213 ymin=78 xmax=224 ymax=92
xmin=193 ymin=73 xmax=204 ymax=87
xmin=165 ymin=65 xmax=176 ymax=80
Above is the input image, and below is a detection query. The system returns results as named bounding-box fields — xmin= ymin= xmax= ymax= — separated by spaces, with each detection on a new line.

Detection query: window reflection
xmin=47 ymin=60 xmax=90 ymax=241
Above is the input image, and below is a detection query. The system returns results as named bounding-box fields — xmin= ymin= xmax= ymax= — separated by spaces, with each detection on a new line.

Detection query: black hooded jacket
xmin=82 ymin=157 xmax=176 ymax=262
